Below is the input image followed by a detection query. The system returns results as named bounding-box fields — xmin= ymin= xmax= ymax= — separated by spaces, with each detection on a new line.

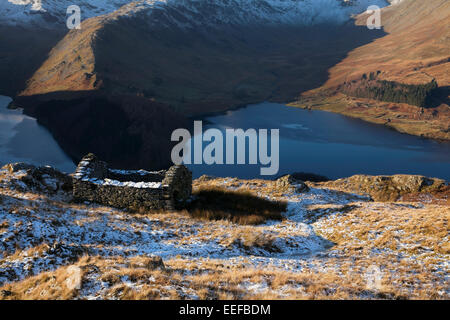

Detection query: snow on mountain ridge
xmin=0 ymin=0 xmax=389 ymax=28
xmin=159 ymin=0 xmax=388 ymax=27
xmin=0 ymin=0 xmax=132 ymax=27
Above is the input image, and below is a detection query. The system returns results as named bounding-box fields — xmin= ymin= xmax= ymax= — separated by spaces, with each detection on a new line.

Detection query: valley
xmin=0 ymin=0 xmax=448 ymax=303
xmin=0 ymin=0 xmax=449 ymax=172
xmin=293 ymin=0 xmax=450 ymax=140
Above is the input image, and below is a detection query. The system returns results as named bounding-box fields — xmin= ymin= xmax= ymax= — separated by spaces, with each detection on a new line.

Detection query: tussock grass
xmin=2 ymin=256 xmax=447 ymax=300
xmin=1 ymin=174 xmax=448 ymax=300
xmin=227 ymin=235 xmax=279 ymax=252
xmin=221 ymin=228 xmax=280 ymax=253
xmin=186 ymin=186 xmax=286 ymax=225
xmin=314 ymin=203 xmax=450 ymax=256
xmin=0 ymin=220 xmax=8 ymax=231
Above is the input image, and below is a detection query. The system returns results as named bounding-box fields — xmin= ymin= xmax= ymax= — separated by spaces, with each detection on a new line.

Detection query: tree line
xmin=344 ymin=75 xmax=438 ymax=108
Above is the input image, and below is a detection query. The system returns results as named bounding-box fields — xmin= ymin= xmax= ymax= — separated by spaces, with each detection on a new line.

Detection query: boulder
xmin=145 ymin=256 xmax=165 ymax=271
xmin=276 ymin=175 xmax=310 ymax=193
xmin=196 ymin=175 xmax=215 ymax=182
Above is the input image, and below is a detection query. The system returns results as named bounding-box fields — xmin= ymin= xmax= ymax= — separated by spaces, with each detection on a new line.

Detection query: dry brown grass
xmin=0 ymin=263 xmax=81 ymax=300
xmin=2 ymin=255 xmax=447 ymax=300
xmin=0 ymin=220 xmax=8 ymax=231
xmin=313 ymin=202 xmax=450 ymax=256
xmin=399 ymin=186 xmax=450 ymax=206
xmin=221 ymin=228 xmax=280 ymax=253
xmin=186 ymin=186 xmax=286 ymax=225
xmin=1 ymin=174 xmax=448 ymax=300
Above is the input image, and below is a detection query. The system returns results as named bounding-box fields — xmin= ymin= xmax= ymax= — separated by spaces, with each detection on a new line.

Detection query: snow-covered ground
xmin=0 ymin=168 xmax=347 ymax=284
xmin=0 ymin=166 xmax=448 ymax=299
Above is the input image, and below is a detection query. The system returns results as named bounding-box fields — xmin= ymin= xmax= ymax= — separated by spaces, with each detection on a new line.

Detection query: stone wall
xmin=73 ymin=153 xmax=192 ymax=211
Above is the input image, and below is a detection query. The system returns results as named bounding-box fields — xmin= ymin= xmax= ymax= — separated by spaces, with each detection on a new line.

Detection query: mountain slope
xmin=4 ymin=0 xmax=392 ymax=169
xmin=292 ymin=0 xmax=450 ymax=140
xmin=0 ymin=0 xmax=131 ymax=28
xmin=0 ymin=1 xmax=134 ymax=96
xmin=18 ymin=0 xmax=388 ymax=108
xmin=326 ymin=0 xmax=450 ymax=87
xmin=0 ymin=0 xmax=386 ymax=28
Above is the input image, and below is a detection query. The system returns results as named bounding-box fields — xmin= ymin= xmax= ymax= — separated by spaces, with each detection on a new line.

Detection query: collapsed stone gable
xmin=73 ymin=154 xmax=192 ymax=211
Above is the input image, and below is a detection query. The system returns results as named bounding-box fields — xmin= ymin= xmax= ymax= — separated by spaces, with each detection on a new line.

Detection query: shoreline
xmin=7 ymin=93 xmax=450 ymax=181
xmin=287 ymin=95 xmax=450 ymax=143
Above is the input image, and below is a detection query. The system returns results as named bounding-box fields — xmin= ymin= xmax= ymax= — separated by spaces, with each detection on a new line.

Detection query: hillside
xmin=17 ymin=0 xmax=388 ymax=109
xmin=1 ymin=0 xmax=387 ymax=98
xmin=5 ymin=0 xmax=390 ymax=169
xmin=1 ymin=0 xmax=449 ymax=172
xmin=293 ymin=0 xmax=450 ymax=140
xmin=0 ymin=0 xmax=386 ymax=28
xmin=329 ymin=0 xmax=449 ymax=88
xmin=0 ymin=0 xmax=131 ymax=96
xmin=13 ymin=93 xmax=190 ymax=170
xmin=0 ymin=0 xmax=131 ymax=28
xmin=0 ymin=162 xmax=448 ymax=300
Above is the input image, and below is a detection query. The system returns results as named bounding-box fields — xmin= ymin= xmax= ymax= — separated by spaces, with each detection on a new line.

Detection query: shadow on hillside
xmin=14 ymin=91 xmax=190 ymax=171
xmin=186 ymin=187 xmax=287 ymax=225
xmin=10 ymin=22 xmax=387 ymax=171
xmin=96 ymin=21 xmax=388 ymax=108
xmin=303 ymin=203 xmax=361 ymax=224
xmin=427 ymin=86 xmax=450 ymax=108
xmin=0 ymin=27 xmax=66 ymax=97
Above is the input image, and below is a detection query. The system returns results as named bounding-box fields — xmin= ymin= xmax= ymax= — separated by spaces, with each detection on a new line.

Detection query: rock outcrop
xmin=1 ymin=162 xmax=72 ymax=194
xmin=319 ymin=174 xmax=447 ymax=201
xmin=276 ymin=175 xmax=310 ymax=193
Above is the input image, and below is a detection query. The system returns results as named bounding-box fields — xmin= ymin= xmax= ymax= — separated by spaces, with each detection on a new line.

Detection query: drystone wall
xmin=73 ymin=154 xmax=192 ymax=211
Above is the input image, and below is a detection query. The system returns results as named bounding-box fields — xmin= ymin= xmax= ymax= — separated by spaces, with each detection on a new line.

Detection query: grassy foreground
xmin=0 ymin=168 xmax=448 ymax=300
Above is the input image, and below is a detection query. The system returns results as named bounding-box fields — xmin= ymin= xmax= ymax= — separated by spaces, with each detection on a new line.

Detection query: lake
xmin=187 ymin=102 xmax=450 ymax=180
xmin=1 ymin=96 xmax=449 ymax=181
xmin=0 ymin=96 xmax=75 ymax=173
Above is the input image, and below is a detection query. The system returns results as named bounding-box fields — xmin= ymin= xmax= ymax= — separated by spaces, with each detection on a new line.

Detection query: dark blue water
xmin=187 ymin=102 xmax=450 ymax=180
xmin=0 ymin=96 xmax=76 ymax=173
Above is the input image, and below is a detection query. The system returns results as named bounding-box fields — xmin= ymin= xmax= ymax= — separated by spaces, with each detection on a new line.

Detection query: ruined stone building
xmin=73 ymin=154 xmax=192 ymax=211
